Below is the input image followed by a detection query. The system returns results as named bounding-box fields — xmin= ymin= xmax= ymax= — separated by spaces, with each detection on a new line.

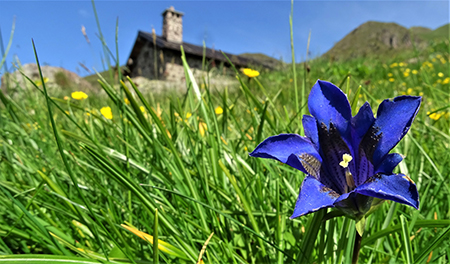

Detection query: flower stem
xmin=352 ymin=232 xmax=362 ymax=264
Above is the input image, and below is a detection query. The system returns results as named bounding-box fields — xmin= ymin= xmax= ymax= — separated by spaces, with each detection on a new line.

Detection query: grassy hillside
xmin=417 ymin=23 xmax=449 ymax=41
xmin=323 ymin=21 xmax=449 ymax=61
xmin=239 ymin=52 xmax=283 ymax=69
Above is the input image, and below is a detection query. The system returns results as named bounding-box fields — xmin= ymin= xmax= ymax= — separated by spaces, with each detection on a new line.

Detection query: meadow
xmin=0 ymin=20 xmax=449 ymax=264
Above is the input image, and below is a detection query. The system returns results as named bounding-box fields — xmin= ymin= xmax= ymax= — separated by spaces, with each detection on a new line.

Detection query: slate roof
xmin=127 ymin=31 xmax=272 ymax=71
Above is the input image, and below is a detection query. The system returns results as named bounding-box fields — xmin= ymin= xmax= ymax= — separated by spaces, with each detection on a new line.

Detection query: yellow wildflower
xmin=419 ymin=92 xmax=424 ymax=96
xmin=140 ymin=106 xmax=146 ymax=113
xmin=186 ymin=112 xmax=192 ymax=119
xmin=242 ymin=68 xmax=260 ymax=78
xmin=389 ymin=78 xmax=395 ymax=82
xmin=387 ymin=73 xmax=393 ymax=77
xmin=399 ymin=62 xmax=405 ymax=67
xmin=406 ymin=88 xmax=413 ymax=95
xmin=215 ymin=106 xmax=223 ymax=115
xmin=438 ymin=72 xmax=444 ymax=78
xmin=390 ymin=63 xmax=398 ymax=68
xmin=428 ymin=112 xmax=442 ymax=121
xmin=64 ymin=96 xmax=69 ymax=100
xmin=403 ymin=72 xmax=409 ymax=77
xmin=412 ymin=70 xmax=418 ymax=75
xmin=442 ymin=77 xmax=450 ymax=84
xmin=100 ymin=107 xmax=113 ymax=119
xmin=440 ymin=58 xmax=446 ymax=64
xmin=71 ymin=91 xmax=88 ymax=100
xmin=124 ymin=98 xmax=130 ymax=105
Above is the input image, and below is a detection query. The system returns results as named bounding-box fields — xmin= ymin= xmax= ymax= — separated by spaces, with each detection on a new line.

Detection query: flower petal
xmin=308 ymin=80 xmax=352 ymax=141
xmin=351 ymin=102 xmax=375 ymax=147
xmin=375 ymin=153 xmax=403 ymax=174
xmin=290 ymin=176 xmax=340 ymax=219
xmin=372 ymin=96 xmax=421 ymax=165
xmin=249 ymin=134 xmax=322 ymax=176
xmin=302 ymin=115 xmax=319 ymax=150
xmin=355 ymin=173 xmax=419 ymax=209
xmin=350 ymin=103 xmax=377 ymax=186
xmin=353 ymin=152 xmax=374 ymax=186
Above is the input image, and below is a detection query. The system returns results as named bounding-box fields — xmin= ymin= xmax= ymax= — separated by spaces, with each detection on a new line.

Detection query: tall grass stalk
xmin=289 ymin=0 xmax=298 ymax=128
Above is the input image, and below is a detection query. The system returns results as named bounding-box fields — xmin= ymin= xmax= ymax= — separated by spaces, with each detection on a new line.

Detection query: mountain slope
xmin=238 ymin=53 xmax=282 ymax=69
xmin=323 ymin=21 xmax=448 ymax=61
xmin=417 ymin=23 xmax=449 ymax=41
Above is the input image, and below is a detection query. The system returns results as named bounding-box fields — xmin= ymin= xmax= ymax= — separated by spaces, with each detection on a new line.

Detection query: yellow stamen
xmin=339 ymin=153 xmax=353 ymax=168
xmin=340 ymin=154 xmax=355 ymax=191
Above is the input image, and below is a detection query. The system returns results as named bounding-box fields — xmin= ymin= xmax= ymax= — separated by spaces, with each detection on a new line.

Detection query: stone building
xmin=126 ymin=6 xmax=266 ymax=82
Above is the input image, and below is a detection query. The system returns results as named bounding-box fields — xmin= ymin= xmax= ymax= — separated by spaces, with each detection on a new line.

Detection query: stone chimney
xmin=162 ymin=6 xmax=184 ymax=43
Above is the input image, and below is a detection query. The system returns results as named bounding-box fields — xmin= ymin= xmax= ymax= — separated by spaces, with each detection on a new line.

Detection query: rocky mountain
xmin=322 ymin=21 xmax=448 ymax=61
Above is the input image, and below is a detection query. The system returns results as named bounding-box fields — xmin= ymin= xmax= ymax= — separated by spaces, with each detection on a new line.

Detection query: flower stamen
xmin=340 ymin=154 xmax=355 ymax=192
xmin=339 ymin=153 xmax=352 ymax=168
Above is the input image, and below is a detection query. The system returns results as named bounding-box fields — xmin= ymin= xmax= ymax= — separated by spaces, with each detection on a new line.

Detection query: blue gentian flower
xmin=250 ymin=80 xmax=421 ymax=220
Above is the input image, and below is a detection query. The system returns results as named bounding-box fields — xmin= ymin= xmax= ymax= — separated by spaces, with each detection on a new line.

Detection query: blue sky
xmin=0 ymin=1 xmax=448 ymax=77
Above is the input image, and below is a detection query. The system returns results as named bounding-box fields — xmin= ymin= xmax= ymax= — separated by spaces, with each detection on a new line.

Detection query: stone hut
xmin=126 ymin=6 xmax=267 ymax=82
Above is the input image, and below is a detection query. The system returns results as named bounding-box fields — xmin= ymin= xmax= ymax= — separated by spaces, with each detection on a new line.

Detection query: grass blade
xmin=400 ymin=215 xmax=414 ymax=264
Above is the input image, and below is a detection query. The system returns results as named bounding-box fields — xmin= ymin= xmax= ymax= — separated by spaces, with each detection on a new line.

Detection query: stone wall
xmin=130 ymin=43 xmax=158 ymax=79
xmin=164 ymin=62 xmax=185 ymax=82
xmin=130 ymin=42 xmax=222 ymax=82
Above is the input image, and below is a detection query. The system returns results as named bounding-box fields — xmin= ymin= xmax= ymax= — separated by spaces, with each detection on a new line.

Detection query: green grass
xmin=1 ymin=9 xmax=450 ymax=264
xmin=323 ymin=21 xmax=449 ymax=62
